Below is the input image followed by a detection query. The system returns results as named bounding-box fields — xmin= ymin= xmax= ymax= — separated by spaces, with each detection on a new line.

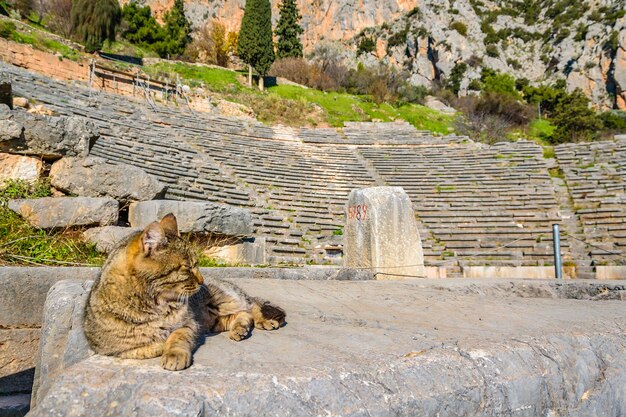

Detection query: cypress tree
xmin=238 ymin=0 xmax=275 ymax=90
xmin=275 ymin=0 xmax=304 ymax=59
xmin=71 ymin=0 xmax=121 ymax=52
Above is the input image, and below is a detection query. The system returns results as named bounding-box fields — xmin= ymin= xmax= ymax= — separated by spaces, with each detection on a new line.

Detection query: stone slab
xmin=83 ymin=226 xmax=142 ymax=254
xmin=596 ymin=265 xmax=626 ymax=280
xmin=0 ymin=267 xmax=100 ymax=328
xmin=128 ymin=200 xmax=254 ymax=236
xmin=0 ymin=110 xmax=97 ymax=160
xmin=8 ymin=197 xmax=118 ymax=229
xmin=30 ymin=279 xmax=626 ymax=416
xmin=49 ymin=157 xmax=166 ymax=203
xmin=462 ymin=265 xmax=577 ymax=279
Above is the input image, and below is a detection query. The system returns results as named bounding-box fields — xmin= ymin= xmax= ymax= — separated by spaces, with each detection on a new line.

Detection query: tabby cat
xmin=83 ymin=214 xmax=286 ymax=371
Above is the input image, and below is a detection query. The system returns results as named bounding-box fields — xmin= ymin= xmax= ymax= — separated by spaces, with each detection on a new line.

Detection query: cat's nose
xmin=192 ymin=268 xmax=204 ymax=284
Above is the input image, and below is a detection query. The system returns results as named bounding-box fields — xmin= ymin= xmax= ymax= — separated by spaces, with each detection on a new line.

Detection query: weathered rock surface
xmin=83 ymin=226 xmax=142 ymax=253
xmin=344 ymin=187 xmax=424 ymax=279
xmin=8 ymin=197 xmax=118 ymax=229
xmin=129 ymin=200 xmax=254 ymax=236
xmin=0 ymin=70 xmax=11 ymax=109
xmin=0 ymin=106 xmax=97 ymax=159
xmin=0 ymin=153 xmax=43 ymax=184
xmin=0 ymin=104 xmax=23 ymax=141
xmin=141 ymin=0 xmax=626 ymax=109
xmin=49 ymin=157 xmax=166 ymax=203
xmin=424 ymin=95 xmax=456 ymax=114
xmin=30 ymin=278 xmax=626 ymax=416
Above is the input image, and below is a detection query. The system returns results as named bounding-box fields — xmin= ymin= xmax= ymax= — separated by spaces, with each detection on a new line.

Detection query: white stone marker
xmin=344 ymin=186 xmax=424 ymax=279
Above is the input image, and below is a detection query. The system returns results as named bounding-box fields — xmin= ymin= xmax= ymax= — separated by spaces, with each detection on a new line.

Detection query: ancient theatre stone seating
xmin=556 ymin=139 xmax=626 ymax=265
xmin=3 ymin=62 xmax=582 ymax=270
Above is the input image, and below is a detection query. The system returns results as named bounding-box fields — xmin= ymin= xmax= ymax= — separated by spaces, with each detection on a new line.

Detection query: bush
xmin=357 ymin=36 xmax=375 ymax=55
xmin=270 ymin=57 xmax=345 ymax=91
xmin=599 ymin=111 xmax=626 ymax=131
xmin=0 ymin=20 xmax=15 ymax=38
xmin=482 ymin=71 xmax=520 ymax=99
xmin=450 ymin=21 xmax=468 ymax=36
xmin=551 ymin=89 xmax=602 ymax=143
xmin=485 ymin=44 xmax=499 ymax=57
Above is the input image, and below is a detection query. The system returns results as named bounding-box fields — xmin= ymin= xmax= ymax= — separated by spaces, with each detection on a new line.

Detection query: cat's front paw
xmin=255 ymin=318 xmax=280 ymax=330
xmin=229 ymin=325 xmax=250 ymax=341
xmin=161 ymin=349 xmax=192 ymax=371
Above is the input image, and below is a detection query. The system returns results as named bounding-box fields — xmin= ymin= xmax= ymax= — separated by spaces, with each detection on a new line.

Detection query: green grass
xmin=268 ymin=84 xmax=455 ymax=132
xmin=0 ymin=179 xmax=104 ymax=266
xmin=144 ymin=62 xmax=242 ymax=92
xmin=0 ymin=19 xmax=80 ymax=61
xmin=528 ymin=118 xmax=556 ymax=143
xmin=101 ymin=40 xmax=159 ymax=59
xmin=138 ymin=63 xmax=456 ymax=131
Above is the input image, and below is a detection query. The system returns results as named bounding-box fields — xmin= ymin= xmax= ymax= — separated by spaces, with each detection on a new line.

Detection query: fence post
xmin=553 ymin=224 xmax=562 ymax=279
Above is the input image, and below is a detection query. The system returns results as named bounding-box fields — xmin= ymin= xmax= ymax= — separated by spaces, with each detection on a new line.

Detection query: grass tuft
xmin=0 ymin=179 xmax=104 ymax=266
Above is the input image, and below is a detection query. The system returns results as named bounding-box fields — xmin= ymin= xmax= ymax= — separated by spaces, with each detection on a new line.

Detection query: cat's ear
xmin=160 ymin=213 xmax=180 ymax=237
xmin=141 ymin=222 xmax=167 ymax=256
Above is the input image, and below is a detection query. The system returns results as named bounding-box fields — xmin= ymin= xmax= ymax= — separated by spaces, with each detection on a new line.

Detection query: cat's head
xmin=126 ymin=213 xmax=204 ymax=302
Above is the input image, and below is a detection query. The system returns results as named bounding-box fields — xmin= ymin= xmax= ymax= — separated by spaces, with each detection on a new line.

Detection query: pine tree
xmin=238 ymin=0 xmax=275 ymax=90
xmin=275 ymin=0 xmax=303 ymax=59
xmin=156 ymin=0 xmax=191 ymax=58
xmin=71 ymin=0 xmax=121 ymax=52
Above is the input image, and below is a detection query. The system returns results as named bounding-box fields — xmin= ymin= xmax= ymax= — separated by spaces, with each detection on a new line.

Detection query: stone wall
xmin=0 ymin=39 xmax=89 ymax=84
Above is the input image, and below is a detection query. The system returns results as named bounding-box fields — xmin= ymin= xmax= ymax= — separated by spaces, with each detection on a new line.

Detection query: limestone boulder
xmin=424 ymin=96 xmax=456 ymax=114
xmin=0 ymin=104 xmax=23 ymax=142
xmin=8 ymin=197 xmax=118 ymax=229
xmin=83 ymin=226 xmax=141 ymax=253
xmin=0 ymin=107 xmax=98 ymax=160
xmin=49 ymin=157 xmax=166 ymax=203
xmin=0 ymin=153 xmax=43 ymax=184
xmin=344 ymin=186 xmax=424 ymax=279
xmin=129 ymin=200 xmax=254 ymax=236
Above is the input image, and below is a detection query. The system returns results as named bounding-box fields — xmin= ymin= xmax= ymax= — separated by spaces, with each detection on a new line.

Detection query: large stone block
xmin=129 ymin=200 xmax=254 ymax=236
xmin=0 ymin=153 xmax=43 ymax=184
xmin=8 ymin=197 xmax=118 ymax=229
xmin=344 ymin=186 xmax=424 ymax=279
xmin=28 ymin=279 xmax=626 ymax=416
xmin=49 ymin=157 xmax=166 ymax=203
xmin=0 ymin=108 xmax=97 ymax=160
xmin=83 ymin=226 xmax=142 ymax=253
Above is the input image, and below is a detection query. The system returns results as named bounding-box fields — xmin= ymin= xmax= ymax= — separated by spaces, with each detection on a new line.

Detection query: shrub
xmin=482 ymin=71 xmax=520 ymax=99
xmin=186 ymin=20 xmax=231 ymax=67
xmin=599 ymin=111 xmax=626 ymax=131
xmin=450 ymin=21 xmax=468 ymax=37
xmin=357 ymin=36 xmax=375 ymax=55
xmin=551 ymin=89 xmax=602 ymax=143
xmin=0 ymin=20 xmax=15 ymax=38
xmin=485 ymin=44 xmax=499 ymax=57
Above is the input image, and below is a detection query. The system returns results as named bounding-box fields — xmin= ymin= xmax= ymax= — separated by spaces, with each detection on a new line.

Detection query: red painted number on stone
xmin=348 ymin=205 xmax=368 ymax=221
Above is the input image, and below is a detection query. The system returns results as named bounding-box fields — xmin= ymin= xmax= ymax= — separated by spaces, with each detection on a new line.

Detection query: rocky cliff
xmin=131 ymin=0 xmax=626 ymax=110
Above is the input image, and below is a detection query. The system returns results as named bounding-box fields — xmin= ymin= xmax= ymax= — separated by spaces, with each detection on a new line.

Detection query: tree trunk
xmin=248 ymin=65 xmax=252 ymax=87
xmin=258 ymin=75 xmax=264 ymax=91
